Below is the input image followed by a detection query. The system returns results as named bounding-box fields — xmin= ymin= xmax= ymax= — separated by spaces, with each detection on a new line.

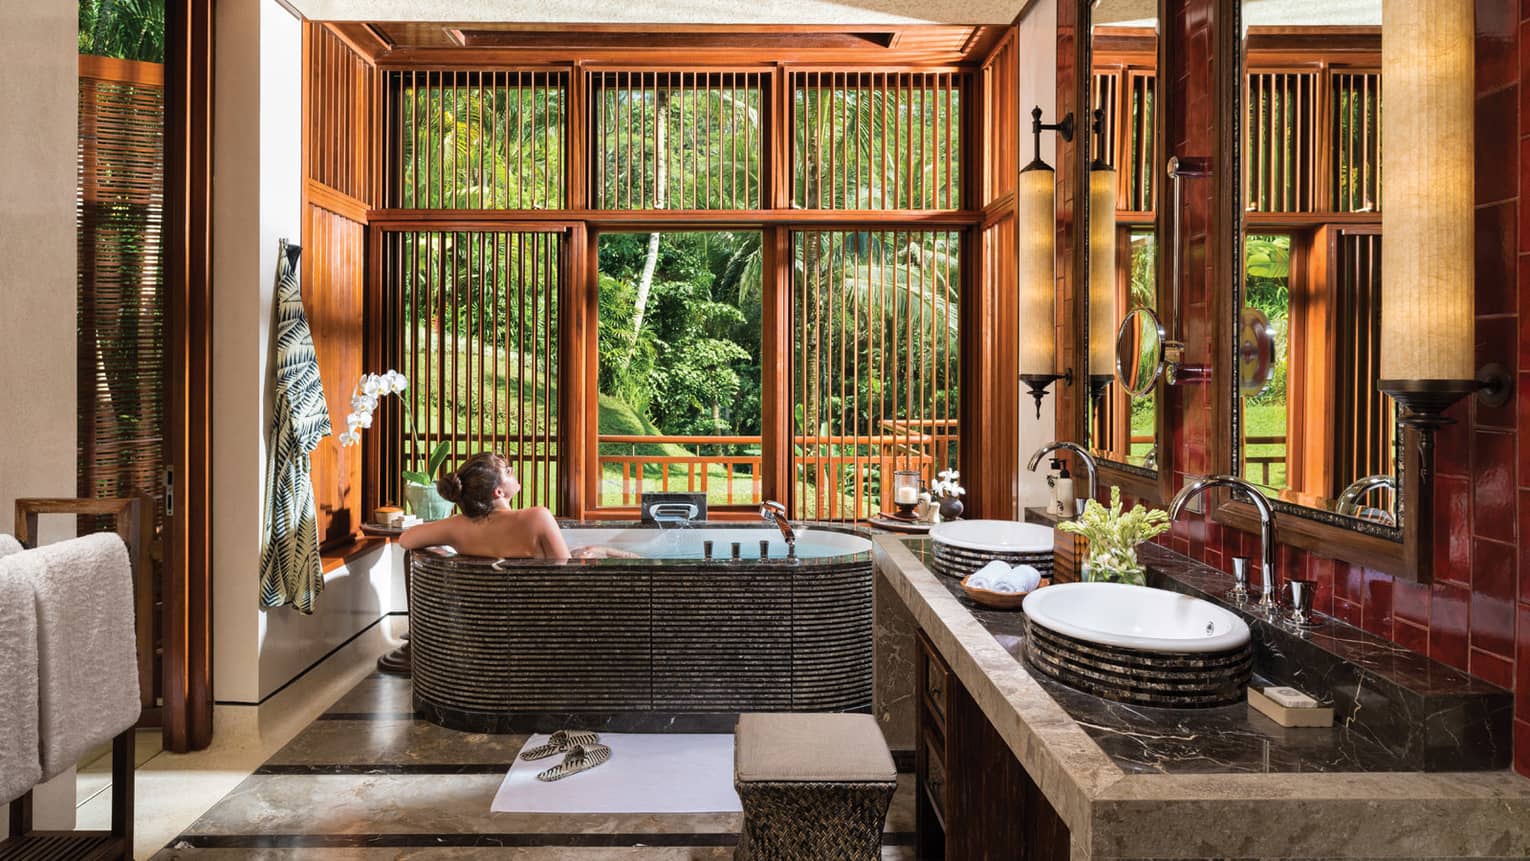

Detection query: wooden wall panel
xmin=303 ymin=22 xmax=375 ymax=549
xmin=303 ymin=205 xmax=367 ymax=548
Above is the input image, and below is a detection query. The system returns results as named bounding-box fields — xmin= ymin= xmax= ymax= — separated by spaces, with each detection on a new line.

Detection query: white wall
xmin=0 ymin=5 xmax=78 ymax=546
xmin=213 ymin=0 xmax=400 ymax=704
xmin=0 ymin=3 xmax=80 ymax=834
xmin=1016 ymin=0 xmax=1058 ymax=509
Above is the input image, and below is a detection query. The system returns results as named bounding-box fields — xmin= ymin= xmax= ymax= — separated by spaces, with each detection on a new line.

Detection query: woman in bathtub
xmin=398 ymin=452 xmax=633 ymax=560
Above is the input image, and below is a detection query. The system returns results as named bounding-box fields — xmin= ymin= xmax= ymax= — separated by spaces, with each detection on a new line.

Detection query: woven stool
xmin=733 ymin=712 xmax=897 ymax=860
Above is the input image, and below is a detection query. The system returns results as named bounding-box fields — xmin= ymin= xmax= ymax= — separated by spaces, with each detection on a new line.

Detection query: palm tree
xmin=80 ymin=0 xmax=165 ymax=62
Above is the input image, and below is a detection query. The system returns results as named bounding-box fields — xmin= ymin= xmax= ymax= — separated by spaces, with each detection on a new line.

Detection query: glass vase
xmin=1081 ymin=554 xmax=1146 ymax=586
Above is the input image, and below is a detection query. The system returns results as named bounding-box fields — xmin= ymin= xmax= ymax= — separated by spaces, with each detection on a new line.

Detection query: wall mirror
xmin=1083 ymin=0 xmax=1163 ymax=480
xmin=1224 ymin=0 xmax=1404 ymax=546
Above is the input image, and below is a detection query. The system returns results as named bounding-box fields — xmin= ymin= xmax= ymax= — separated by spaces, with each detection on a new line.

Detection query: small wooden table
xmin=360 ymin=523 xmax=411 ymax=676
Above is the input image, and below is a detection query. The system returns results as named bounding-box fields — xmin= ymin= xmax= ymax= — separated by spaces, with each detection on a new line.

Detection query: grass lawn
xmin=1242 ymin=402 xmax=1287 ymax=491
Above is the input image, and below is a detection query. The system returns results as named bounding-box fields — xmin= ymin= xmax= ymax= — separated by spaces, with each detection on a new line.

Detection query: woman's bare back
xmin=399 ymin=506 xmax=570 ymax=560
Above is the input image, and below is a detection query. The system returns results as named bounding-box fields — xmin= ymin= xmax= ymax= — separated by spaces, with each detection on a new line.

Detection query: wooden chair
xmin=1 ymin=497 xmax=145 ymax=860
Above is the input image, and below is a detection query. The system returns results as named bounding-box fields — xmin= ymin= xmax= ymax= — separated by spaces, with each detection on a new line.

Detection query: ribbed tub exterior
xmin=409 ymin=525 xmax=873 ymax=732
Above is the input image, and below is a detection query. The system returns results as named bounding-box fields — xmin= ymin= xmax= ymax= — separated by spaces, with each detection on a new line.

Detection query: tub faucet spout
xmin=760 ymin=501 xmax=796 ymax=549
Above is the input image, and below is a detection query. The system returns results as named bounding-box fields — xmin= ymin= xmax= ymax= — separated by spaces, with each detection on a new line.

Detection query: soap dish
xmin=960 ymin=576 xmax=1050 ymax=610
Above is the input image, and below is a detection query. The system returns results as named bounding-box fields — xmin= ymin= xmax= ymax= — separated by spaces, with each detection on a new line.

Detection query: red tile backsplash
xmin=1108 ymin=0 xmax=1530 ymax=775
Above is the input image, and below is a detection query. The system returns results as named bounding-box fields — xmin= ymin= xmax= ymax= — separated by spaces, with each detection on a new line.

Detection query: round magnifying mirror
xmin=1238 ymin=307 xmax=1277 ymax=398
xmin=1116 ymin=307 xmax=1166 ymax=398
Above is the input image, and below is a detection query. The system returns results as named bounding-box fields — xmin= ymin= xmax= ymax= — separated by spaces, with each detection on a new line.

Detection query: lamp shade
xmin=1019 ymin=164 xmax=1058 ymax=376
xmin=1088 ymin=165 xmax=1118 ymax=378
xmin=1379 ymin=0 xmax=1474 ymax=382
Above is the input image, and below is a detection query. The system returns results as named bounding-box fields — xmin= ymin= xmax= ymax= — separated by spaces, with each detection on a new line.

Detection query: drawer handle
xmin=929 ymin=681 xmax=942 ymax=698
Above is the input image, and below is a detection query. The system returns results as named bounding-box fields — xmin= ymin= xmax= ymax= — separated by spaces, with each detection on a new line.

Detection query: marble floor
xmin=150 ymin=673 xmax=918 ymax=860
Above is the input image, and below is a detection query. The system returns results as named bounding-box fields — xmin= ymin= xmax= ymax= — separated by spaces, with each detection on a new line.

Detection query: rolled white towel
xmin=965 ymin=574 xmax=993 ymax=590
xmin=19 ymin=532 xmax=140 ymax=781
xmin=0 ymin=555 xmax=40 ymax=804
xmin=974 ymin=559 xmax=1009 ymax=580
xmin=0 ymin=533 xmax=22 ymax=558
xmin=989 ymin=576 xmax=1022 ymax=594
xmin=1011 ymin=564 xmax=1043 ymax=593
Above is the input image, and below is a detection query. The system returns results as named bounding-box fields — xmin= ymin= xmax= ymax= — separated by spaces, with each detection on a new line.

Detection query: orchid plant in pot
xmin=1056 ymin=486 xmax=1172 ymax=585
xmin=339 ymin=370 xmax=454 ymax=521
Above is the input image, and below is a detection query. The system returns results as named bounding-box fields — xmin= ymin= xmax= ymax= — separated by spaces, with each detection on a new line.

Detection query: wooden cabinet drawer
xmin=919 ymin=633 xmax=951 ymax=728
xmin=920 ymin=725 xmax=949 ymax=824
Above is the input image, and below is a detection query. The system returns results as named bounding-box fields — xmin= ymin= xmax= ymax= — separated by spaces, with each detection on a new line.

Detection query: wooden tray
xmin=959 ymin=575 xmax=1050 ymax=610
xmin=868 ymin=514 xmax=934 ymax=533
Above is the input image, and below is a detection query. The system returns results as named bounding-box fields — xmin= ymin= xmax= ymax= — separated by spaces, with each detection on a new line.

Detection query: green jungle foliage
xmin=598 ymin=232 xmax=762 ymax=442
xmin=1243 ymin=233 xmax=1292 ymax=489
xmin=80 ymin=0 xmax=165 ymax=63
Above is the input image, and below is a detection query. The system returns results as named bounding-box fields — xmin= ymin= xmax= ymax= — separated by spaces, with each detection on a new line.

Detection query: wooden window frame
xmin=356 ymin=34 xmax=1019 ymax=522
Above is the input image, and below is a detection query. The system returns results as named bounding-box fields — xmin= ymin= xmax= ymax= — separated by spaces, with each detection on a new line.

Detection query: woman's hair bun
xmin=436 ymin=473 xmax=464 ymax=502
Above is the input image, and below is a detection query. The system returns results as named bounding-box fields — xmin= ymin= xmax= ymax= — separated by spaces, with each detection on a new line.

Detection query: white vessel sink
xmin=1022 ymin=582 xmax=1250 ymax=654
xmin=929 ymin=519 xmax=1053 ymax=553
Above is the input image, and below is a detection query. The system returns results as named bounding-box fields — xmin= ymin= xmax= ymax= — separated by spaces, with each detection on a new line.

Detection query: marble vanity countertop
xmin=873 ymin=534 xmax=1530 ymax=861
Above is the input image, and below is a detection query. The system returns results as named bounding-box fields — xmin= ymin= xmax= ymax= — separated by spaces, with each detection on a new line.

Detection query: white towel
xmin=19 ymin=532 xmax=140 ymax=780
xmin=0 ymin=533 xmax=22 ymax=558
xmin=1011 ymin=564 xmax=1042 ymax=593
xmin=0 ymin=557 xmax=40 ymax=803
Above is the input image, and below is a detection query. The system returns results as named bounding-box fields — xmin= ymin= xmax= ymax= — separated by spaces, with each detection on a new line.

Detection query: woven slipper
xmin=536 ymin=743 xmax=612 ymax=782
xmin=519 ymin=729 xmax=601 ymax=762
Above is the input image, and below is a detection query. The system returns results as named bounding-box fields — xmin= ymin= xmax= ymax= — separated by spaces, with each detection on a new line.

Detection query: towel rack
xmin=14 ymin=496 xmax=156 ymax=725
xmin=3 ymin=728 xmax=134 ymax=860
xmin=2 ymin=497 xmax=145 ymax=861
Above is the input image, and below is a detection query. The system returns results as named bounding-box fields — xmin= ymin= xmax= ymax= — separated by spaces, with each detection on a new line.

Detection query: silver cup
xmin=1228 ymin=557 xmax=1251 ymax=604
xmin=1285 ymin=578 xmax=1318 ymax=629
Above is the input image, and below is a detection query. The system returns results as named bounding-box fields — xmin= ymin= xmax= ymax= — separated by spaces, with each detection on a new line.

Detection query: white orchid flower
xmin=350 ymin=393 xmax=377 ymax=413
xmin=361 ymin=374 xmax=384 ymax=397
xmin=338 ymin=430 xmax=360 ymax=447
xmin=347 ymin=411 xmax=373 ymax=430
xmin=386 ymin=370 xmax=408 ymax=393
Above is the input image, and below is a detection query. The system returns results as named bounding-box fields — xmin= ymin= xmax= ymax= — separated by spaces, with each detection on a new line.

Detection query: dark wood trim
xmin=561 ymin=222 xmax=590 ymax=518
xmin=326 ymin=22 xmax=392 ymax=63
xmin=1208 ymin=0 xmax=1412 ymax=579
xmin=162 ymin=0 xmax=215 ymax=753
xmin=365 ymin=208 xmax=984 ymax=229
xmin=760 ymin=225 xmax=793 ymax=510
xmin=306 ymin=178 xmax=370 ymax=223
xmin=1086 ymin=0 xmax=1176 ymax=504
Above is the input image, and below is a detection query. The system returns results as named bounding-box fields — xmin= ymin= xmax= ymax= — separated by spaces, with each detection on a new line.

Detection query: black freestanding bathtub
xmin=408 ymin=524 xmax=873 ymax=733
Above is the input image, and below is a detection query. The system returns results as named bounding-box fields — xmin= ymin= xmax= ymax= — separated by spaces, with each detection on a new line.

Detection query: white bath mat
xmin=490 ymin=732 xmax=742 ymax=814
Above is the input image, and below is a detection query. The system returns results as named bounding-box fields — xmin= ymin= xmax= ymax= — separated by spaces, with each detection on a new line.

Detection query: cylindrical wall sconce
xmin=1019 ymin=106 xmax=1076 ymax=419
xmin=1087 ymin=108 xmax=1118 ymax=406
xmin=1378 ymin=0 xmax=1510 ymax=473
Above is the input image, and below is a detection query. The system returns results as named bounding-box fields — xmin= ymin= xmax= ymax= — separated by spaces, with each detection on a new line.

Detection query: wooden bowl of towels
xmin=960 ymin=575 xmax=1050 ymax=610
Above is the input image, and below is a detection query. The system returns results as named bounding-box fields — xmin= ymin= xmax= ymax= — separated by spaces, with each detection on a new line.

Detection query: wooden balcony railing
xmin=405 ymin=429 xmax=958 ymax=513
xmin=598 ymin=435 xmax=763 ymax=507
xmin=1243 ymin=433 xmax=1287 ymax=489
xmin=595 ymin=428 xmax=958 ymax=513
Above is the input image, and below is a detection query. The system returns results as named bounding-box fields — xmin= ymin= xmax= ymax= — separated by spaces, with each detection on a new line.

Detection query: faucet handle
xmin=1228 ymin=557 xmax=1251 ymax=604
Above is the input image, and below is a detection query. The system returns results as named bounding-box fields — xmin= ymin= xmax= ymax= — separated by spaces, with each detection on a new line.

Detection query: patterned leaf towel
xmin=259 ymin=240 xmax=333 ymax=613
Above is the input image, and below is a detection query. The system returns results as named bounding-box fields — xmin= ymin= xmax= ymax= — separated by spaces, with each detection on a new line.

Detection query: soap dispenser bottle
xmin=1055 ymin=461 xmax=1076 ymax=517
xmin=1046 ymin=458 xmax=1063 ymax=515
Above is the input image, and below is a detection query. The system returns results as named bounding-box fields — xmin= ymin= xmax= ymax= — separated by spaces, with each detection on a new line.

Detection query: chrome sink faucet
xmin=1168 ymin=475 xmax=1279 ymax=615
xmin=760 ymin=501 xmax=796 ymax=553
xmin=1026 ymin=442 xmax=1098 ymax=514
